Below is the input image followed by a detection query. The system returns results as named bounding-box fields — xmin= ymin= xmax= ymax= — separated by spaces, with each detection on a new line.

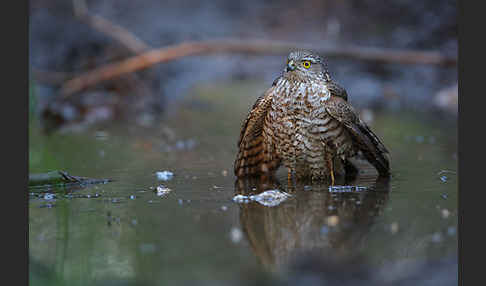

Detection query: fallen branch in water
xmin=29 ymin=170 xmax=112 ymax=189
xmin=58 ymin=39 xmax=457 ymax=97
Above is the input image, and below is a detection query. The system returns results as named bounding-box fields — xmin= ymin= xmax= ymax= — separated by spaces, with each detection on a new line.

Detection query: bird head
xmin=284 ymin=50 xmax=331 ymax=82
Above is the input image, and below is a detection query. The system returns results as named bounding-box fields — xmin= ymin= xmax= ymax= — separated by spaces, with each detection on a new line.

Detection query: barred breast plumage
xmin=234 ymin=50 xmax=390 ymax=183
xmin=263 ymin=76 xmax=355 ymax=180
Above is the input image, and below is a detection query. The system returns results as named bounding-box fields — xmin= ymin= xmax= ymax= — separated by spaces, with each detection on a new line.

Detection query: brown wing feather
xmin=327 ymin=80 xmax=348 ymax=101
xmin=234 ymin=89 xmax=279 ymax=177
xmin=325 ymin=96 xmax=390 ymax=176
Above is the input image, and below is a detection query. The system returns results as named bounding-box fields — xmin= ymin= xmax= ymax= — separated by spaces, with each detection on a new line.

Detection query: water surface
xmin=29 ymin=81 xmax=458 ymax=285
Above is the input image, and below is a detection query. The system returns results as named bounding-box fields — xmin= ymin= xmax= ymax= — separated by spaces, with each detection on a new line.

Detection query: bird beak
xmin=286 ymin=60 xmax=296 ymax=72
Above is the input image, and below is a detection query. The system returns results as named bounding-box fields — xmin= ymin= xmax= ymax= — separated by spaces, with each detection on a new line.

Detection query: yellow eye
xmin=302 ymin=61 xmax=311 ymax=69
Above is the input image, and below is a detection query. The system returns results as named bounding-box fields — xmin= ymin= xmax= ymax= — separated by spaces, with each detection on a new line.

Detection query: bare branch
xmin=73 ymin=0 xmax=150 ymax=54
xmin=58 ymin=39 xmax=457 ymax=97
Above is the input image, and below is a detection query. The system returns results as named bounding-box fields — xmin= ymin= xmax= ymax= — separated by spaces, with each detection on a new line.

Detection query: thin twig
xmin=33 ymin=0 xmax=151 ymax=87
xmin=58 ymin=39 xmax=457 ymax=97
xmin=73 ymin=0 xmax=150 ymax=54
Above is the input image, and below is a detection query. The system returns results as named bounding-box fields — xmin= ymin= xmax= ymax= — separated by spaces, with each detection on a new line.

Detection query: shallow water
xmin=29 ymin=81 xmax=458 ymax=285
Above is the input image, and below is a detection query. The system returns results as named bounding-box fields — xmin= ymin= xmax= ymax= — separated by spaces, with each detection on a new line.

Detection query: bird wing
xmin=325 ymin=96 xmax=390 ymax=176
xmin=234 ymin=88 xmax=278 ymax=177
xmin=327 ymin=80 xmax=348 ymax=101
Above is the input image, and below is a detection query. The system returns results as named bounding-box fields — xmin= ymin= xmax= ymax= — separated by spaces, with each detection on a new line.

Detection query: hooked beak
xmin=286 ymin=60 xmax=296 ymax=72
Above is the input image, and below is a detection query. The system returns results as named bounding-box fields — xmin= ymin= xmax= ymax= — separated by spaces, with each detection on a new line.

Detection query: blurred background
xmin=29 ymin=0 xmax=457 ymax=132
xmin=29 ymin=1 xmax=458 ymax=286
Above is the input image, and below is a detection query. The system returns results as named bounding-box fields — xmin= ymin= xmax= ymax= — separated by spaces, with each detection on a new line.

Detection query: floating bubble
xmin=43 ymin=193 xmax=55 ymax=200
xmin=156 ymin=185 xmax=172 ymax=197
xmin=249 ymin=190 xmax=292 ymax=207
xmin=232 ymin=195 xmax=251 ymax=204
xmin=156 ymin=171 xmax=174 ymax=181
xmin=230 ymin=227 xmax=243 ymax=243
xmin=441 ymin=209 xmax=450 ymax=219
xmin=232 ymin=190 xmax=292 ymax=207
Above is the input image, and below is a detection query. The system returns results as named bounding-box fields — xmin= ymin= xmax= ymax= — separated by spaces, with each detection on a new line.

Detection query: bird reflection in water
xmin=234 ymin=173 xmax=390 ymax=272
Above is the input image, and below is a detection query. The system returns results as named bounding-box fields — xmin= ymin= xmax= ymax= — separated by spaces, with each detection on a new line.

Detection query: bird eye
xmin=302 ymin=61 xmax=311 ymax=69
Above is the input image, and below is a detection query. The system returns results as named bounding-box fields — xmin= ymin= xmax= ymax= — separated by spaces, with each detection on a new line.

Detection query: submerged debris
xmin=232 ymin=195 xmax=251 ymax=204
xmin=29 ymin=170 xmax=112 ymax=189
xmin=155 ymin=185 xmax=172 ymax=197
xmin=43 ymin=193 xmax=55 ymax=200
xmin=232 ymin=189 xmax=292 ymax=207
xmin=156 ymin=171 xmax=174 ymax=181
xmin=328 ymin=185 xmax=368 ymax=193
xmin=437 ymin=170 xmax=456 ymax=183
xmin=63 ymin=193 xmax=101 ymax=199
